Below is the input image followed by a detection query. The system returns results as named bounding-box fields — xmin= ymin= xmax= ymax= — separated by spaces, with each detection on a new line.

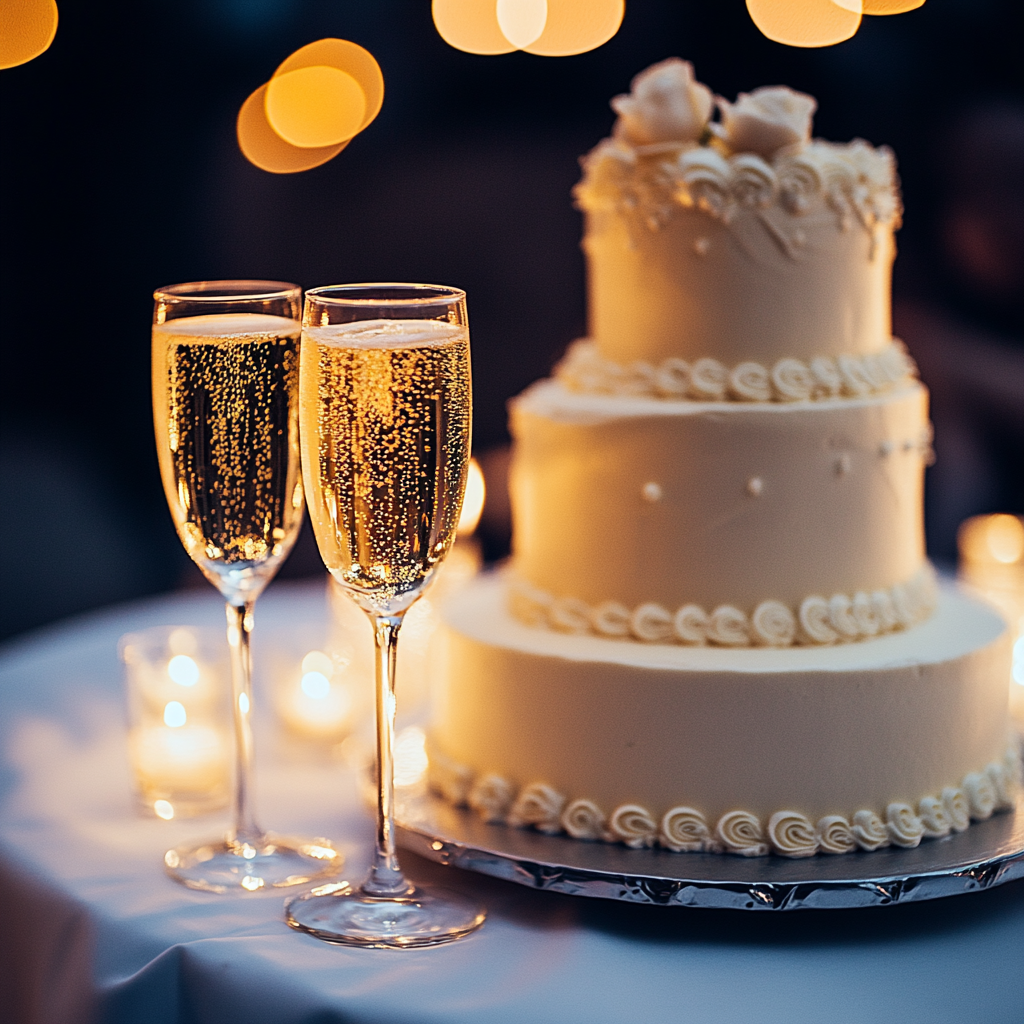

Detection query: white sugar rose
xmin=716 ymin=86 xmax=817 ymax=158
xmin=611 ymin=58 xmax=713 ymax=146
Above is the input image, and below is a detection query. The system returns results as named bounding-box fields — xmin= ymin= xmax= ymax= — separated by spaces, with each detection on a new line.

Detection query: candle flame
xmin=163 ymin=701 xmax=187 ymax=728
xmin=301 ymin=671 xmax=331 ymax=700
xmin=154 ymin=799 xmax=175 ymax=820
xmin=167 ymin=654 xmax=200 ymax=687
xmin=458 ymin=459 xmax=486 ymax=536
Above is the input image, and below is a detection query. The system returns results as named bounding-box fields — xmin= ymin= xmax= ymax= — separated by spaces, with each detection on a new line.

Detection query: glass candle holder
xmin=120 ymin=626 xmax=233 ymax=819
xmin=264 ymin=624 xmax=373 ymax=749
xmin=958 ymin=514 xmax=1024 ymax=723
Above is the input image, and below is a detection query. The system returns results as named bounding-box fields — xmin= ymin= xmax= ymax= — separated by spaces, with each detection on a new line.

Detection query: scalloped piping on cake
xmin=426 ymin=744 xmax=1022 ymax=860
xmin=507 ymin=564 xmax=938 ymax=648
xmin=554 ymin=338 xmax=918 ymax=403
xmin=573 ymin=137 xmax=901 ymax=237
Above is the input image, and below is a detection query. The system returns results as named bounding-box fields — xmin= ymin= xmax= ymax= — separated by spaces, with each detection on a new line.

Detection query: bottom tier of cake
xmin=428 ymin=573 xmax=1020 ymax=858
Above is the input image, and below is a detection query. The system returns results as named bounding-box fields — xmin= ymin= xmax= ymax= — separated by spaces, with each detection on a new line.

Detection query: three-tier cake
xmin=428 ymin=60 xmax=1019 ymax=858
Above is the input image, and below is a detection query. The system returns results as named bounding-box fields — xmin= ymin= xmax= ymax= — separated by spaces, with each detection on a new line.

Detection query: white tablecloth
xmin=1 ymin=581 xmax=1023 ymax=1024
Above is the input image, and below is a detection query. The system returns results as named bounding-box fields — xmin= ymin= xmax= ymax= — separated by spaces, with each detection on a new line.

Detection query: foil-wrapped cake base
xmin=396 ymin=790 xmax=1024 ymax=911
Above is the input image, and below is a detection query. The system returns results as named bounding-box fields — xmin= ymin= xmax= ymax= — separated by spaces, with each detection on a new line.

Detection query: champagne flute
xmin=152 ymin=280 xmax=341 ymax=893
xmin=286 ymin=283 xmax=485 ymax=947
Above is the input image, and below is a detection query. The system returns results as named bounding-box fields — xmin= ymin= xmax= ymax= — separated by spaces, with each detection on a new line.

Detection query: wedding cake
xmin=428 ymin=60 xmax=1019 ymax=858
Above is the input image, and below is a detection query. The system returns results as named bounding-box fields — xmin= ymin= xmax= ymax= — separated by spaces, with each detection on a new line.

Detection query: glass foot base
xmin=285 ymin=881 xmax=486 ymax=948
xmin=165 ymin=834 xmax=341 ymax=894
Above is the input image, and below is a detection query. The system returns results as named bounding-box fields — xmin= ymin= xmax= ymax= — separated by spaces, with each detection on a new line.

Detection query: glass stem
xmin=363 ymin=612 xmax=414 ymax=897
xmin=226 ymin=601 xmax=262 ymax=848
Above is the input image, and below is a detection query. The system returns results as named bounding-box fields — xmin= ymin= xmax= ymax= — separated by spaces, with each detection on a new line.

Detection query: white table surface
xmin=1 ymin=580 xmax=1023 ymax=1024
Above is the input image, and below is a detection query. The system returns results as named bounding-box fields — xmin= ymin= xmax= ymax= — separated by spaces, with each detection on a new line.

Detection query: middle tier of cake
xmin=509 ymin=378 xmax=932 ymax=646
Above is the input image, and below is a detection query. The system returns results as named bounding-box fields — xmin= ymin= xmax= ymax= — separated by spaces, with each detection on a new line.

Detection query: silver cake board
xmin=395 ymin=790 xmax=1024 ymax=911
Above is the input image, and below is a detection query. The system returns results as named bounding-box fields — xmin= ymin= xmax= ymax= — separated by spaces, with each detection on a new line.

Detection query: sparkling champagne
xmin=299 ymin=318 xmax=471 ymax=607
xmin=153 ymin=313 xmax=304 ymax=596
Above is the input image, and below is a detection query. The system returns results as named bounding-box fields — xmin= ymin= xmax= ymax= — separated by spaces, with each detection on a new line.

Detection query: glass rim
xmin=304 ymin=282 xmax=466 ymax=307
xmin=153 ymin=280 xmax=301 ymax=303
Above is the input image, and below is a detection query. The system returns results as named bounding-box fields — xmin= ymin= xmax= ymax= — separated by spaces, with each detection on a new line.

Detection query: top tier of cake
xmin=572 ymin=60 xmax=902 ymax=376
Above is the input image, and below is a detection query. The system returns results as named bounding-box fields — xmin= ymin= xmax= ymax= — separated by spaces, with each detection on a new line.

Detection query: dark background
xmin=2 ymin=0 xmax=1022 ymax=640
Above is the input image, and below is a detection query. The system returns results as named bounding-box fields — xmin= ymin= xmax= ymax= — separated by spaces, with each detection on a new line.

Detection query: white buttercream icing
xmin=631 ymin=603 xmax=674 ymax=643
xmin=707 ymin=606 xmax=750 ymax=646
xmin=673 ymin=604 xmax=709 ymax=645
xmin=468 ymin=774 xmax=516 ymax=823
xmin=591 ymin=600 xmax=632 ymax=638
xmin=611 ymin=59 xmax=713 ymax=147
xmin=886 ymin=803 xmax=925 ymax=848
xmin=561 ymin=798 xmax=609 ymax=841
xmin=963 ymin=771 xmax=996 ymax=820
xmin=508 ymin=565 xmax=936 ymax=649
xmin=716 ymin=87 xmax=817 ymax=158
xmin=917 ymin=795 xmax=952 ymax=839
xmin=608 ymin=804 xmax=659 ymax=848
xmin=689 ymin=357 xmax=728 ymax=400
xmin=816 ymin=815 xmax=856 ymax=854
xmin=428 ymin=737 xmax=1019 ymax=859
xmin=768 ymin=810 xmax=820 ymax=858
xmin=729 ymin=361 xmax=772 ymax=402
xmin=660 ymin=806 xmax=712 ymax=852
xmin=555 ymin=339 xmax=917 ymax=404
xmin=771 ymin=358 xmax=814 ymax=401
xmin=799 ymin=596 xmax=839 ymax=645
xmin=942 ymin=786 xmax=971 ymax=833
xmin=507 ymin=783 xmax=566 ymax=834
xmin=716 ymin=810 xmax=769 ymax=857
xmin=851 ymin=810 xmax=890 ymax=851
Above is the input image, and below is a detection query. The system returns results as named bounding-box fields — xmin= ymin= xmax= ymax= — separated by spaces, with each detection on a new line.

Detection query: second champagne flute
xmin=152 ymin=280 xmax=341 ymax=893
xmin=286 ymin=283 xmax=485 ymax=947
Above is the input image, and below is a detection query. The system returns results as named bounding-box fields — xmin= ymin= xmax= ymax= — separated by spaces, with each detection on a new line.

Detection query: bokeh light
xmin=747 ymin=0 xmax=861 ymax=47
xmin=265 ymin=66 xmax=366 ymax=148
xmin=273 ymin=39 xmax=384 ymax=136
xmin=458 ymin=459 xmax=486 ymax=536
xmin=435 ymin=0 xmax=624 ymax=56
xmin=497 ymin=0 xmax=547 ymax=49
xmin=862 ymin=0 xmax=925 ymax=12
xmin=959 ymin=514 xmax=1024 ymax=566
xmin=167 ymin=654 xmax=200 ymax=687
xmin=524 ymin=0 xmax=625 ymax=57
xmin=237 ymin=84 xmax=347 ymax=174
xmin=432 ymin=0 xmax=517 ymax=55
xmin=0 ymin=0 xmax=58 ymax=70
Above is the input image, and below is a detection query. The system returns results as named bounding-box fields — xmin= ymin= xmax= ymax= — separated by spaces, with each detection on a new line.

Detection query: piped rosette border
xmin=426 ymin=741 xmax=1023 ymax=859
xmin=573 ymin=136 xmax=902 ymax=238
xmin=555 ymin=338 xmax=917 ymax=404
xmin=507 ymin=564 xmax=938 ymax=648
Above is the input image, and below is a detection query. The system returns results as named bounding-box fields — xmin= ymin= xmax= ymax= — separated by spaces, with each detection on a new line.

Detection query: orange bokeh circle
xmin=432 ymin=0 xmax=517 ymax=55
xmin=862 ymin=0 xmax=925 ymax=13
xmin=265 ymin=66 xmax=366 ymax=149
xmin=272 ymin=39 xmax=384 ymax=135
xmin=524 ymin=0 xmax=625 ymax=57
xmin=0 ymin=0 xmax=58 ymax=70
xmin=747 ymin=0 xmax=861 ymax=47
xmin=237 ymin=84 xmax=347 ymax=175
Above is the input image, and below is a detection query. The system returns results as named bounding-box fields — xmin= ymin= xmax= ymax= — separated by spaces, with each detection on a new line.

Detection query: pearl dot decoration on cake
xmin=746 ymin=476 xmax=764 ymax=497
xmin=641 ymin=481 xmax=663 ymax=503
xmin=693 ymin=237 xmax=711 ymax=256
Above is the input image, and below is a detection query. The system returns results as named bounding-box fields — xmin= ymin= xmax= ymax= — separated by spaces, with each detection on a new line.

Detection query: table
xmin=1 ymin=581 xmax=1023 ymax=1024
